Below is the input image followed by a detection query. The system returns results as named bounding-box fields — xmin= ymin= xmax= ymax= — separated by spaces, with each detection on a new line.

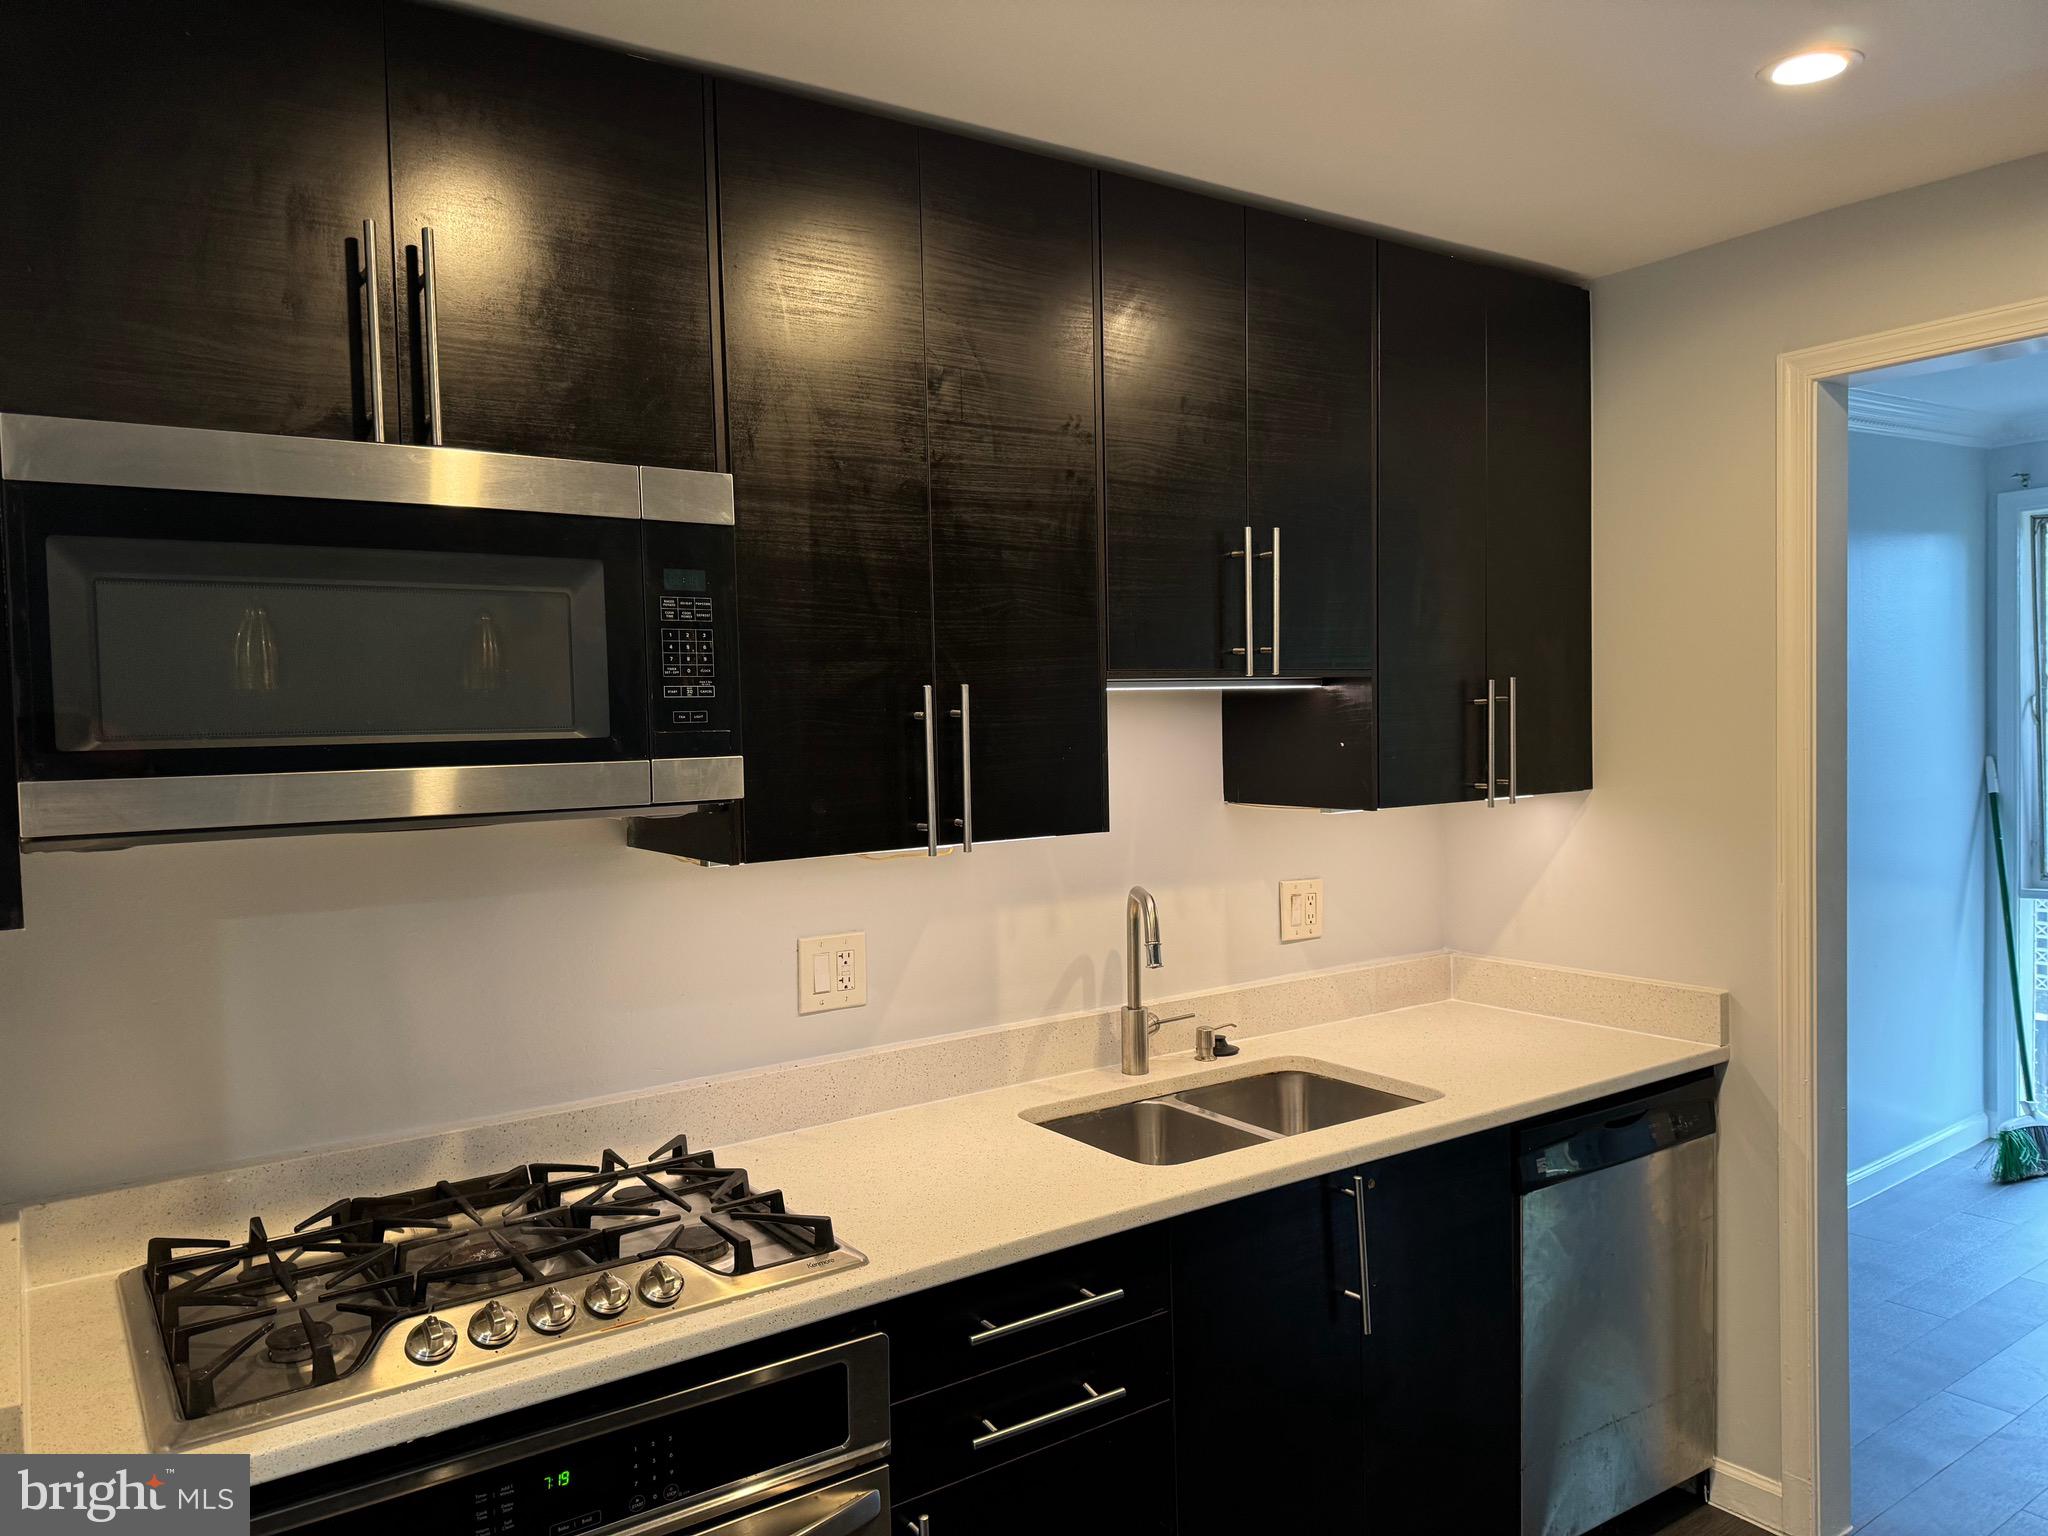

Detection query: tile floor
xmin=1851 ymin=1141 xmax=2048 ymax=1532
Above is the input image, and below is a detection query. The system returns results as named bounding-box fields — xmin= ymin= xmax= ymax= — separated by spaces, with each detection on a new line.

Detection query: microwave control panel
xmin=643 ymin=521 xmax=737 ymax=759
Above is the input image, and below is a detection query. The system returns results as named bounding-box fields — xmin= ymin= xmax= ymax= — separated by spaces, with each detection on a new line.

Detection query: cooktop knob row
xmin=403 ymin=1314 xmax=459 ymax=1366
xmin=467 ymin=1298 xmax=519 ymax=1350
xmin=637 ymin=1260 xmax=684 ymax=1308
xmin=528 ymin=1287 xmax=576 ymax=1336
xmin=584 ymin=1271 xmax=631 ymax=1318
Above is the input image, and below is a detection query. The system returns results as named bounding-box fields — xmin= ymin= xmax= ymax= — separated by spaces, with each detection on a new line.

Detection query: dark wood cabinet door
xmin=385 ymin=4 xmax=715 ymax=468
xmin=900 ymin=1403 xmax=1175 ymax=1535
xmin=716 ymin=85 xmax=934 ymax=863
xmin=0 ymin=1 xmax=396 ymax=439
xmin=1100 ymin=176 xmax=1248 ymax=678
xmin=1358 ymin=1130 xmax=1520 ymax=1528
xmin=1247 ymin=210 xmax=1375 ymax=677
xmin=1172 ymin=1175 xmax=1367 ymax=1533
xmin=1486 ymin=269 xmax=1592 ymax=796
xmin=922 ymin=134 xmax=1106 ymax=845
xmin=1376 ymin=241 xmax=1490 ymax=807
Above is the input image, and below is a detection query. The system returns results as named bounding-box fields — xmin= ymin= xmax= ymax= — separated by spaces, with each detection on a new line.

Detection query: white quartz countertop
xmin=19 ymin=998 xmax=1726 ymax=1482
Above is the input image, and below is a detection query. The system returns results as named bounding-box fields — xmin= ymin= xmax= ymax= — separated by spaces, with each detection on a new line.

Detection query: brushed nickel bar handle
xmin=360 ymin=220 xmax=385 ymax=443
xmin=1470 ymin=678 xmax=1498 ymax=807
xmin=1508 ymin=674 xmax=1520 ymax=804
xmin=419 ymin=225 xmax=445 ymax=446
xmin=971 ymin=1382 xmax=1127 ymax=1450
xmin=950 ymin=683 xmax=973 ymax=852
xmin=968 ymin=1284 xmax=1126 ymax=1346
xmin=1257 ymin=526 xmax=1279 ymax=674
xmin=1227 ymin=525 xmax=1253 ymax=676
xmin=915 ymin=684 xmax=937 ymax=856
xmin=1351 ymin=1173 xmax=1372 ymax=1335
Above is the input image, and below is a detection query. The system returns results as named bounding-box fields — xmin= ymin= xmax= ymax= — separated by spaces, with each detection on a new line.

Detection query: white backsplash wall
xmin=0 ymin=692 xmax=1451 ymax=1205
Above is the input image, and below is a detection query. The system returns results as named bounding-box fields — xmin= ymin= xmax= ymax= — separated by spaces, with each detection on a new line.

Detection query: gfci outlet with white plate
xmin=1279 ymin=879 xmax=1324 ymax=943
xmin=797 ymin=932 xmax=867 ymax=1015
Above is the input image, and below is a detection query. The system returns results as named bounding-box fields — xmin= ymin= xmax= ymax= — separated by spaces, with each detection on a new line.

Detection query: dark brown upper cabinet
xmin=923 ymin=134 xmax=1108 ymax=845
xmin=719 ymin=91 xmax=1108 ymax=863
xmin=1247 ymin=211 xmax=1376 ymax=678
xmin=0 ymin=1 xmax=399 ymax=440
xmin=1223 ymin=243 xmax=1590 ymax=810
xmin=716 ymin=85 xmax=935 ymax=863
xmin=384 ymin=4 xmax=716 ymax=468
xmin=1484 ymin=267 xmax=1592 ymax=798
xmin=1101 ymin=177 xmax=1248 ymax=680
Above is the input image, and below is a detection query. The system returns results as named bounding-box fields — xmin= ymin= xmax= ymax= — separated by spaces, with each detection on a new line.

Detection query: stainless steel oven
xmin=249 ymin=1334 xmax=890 ymax=1536
xmin=1 ymin=414 xmax=742 ymax=846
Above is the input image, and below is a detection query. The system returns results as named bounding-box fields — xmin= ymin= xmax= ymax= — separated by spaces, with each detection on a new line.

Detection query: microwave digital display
xmin=663 ymin=567 xmax=709 ymax=593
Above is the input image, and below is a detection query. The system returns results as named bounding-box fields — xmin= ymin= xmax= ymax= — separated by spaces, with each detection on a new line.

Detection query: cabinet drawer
xmin=876 ymin=1226 xmax=1167 ymax=1400
xmin=893 ymin=1403 xmax=1175 ymax=1535
xmin=892 ymin=1314 xmax=1171 ymax=1501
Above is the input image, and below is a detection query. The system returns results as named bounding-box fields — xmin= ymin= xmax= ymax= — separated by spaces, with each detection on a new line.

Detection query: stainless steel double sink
xmin=1039 ymin=1067 xmax=1425 ymax=1164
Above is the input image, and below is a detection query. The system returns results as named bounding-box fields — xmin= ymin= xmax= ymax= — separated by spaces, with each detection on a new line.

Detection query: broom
xmin=1986 ymin=757 xmax=2048 ymax=1182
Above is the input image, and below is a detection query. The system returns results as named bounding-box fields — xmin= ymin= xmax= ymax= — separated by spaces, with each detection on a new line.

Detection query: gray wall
xmin=1846 ymin=432 xmax=1990 ymax=1179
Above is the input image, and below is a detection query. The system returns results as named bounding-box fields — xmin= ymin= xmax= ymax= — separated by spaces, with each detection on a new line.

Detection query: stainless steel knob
xmin=403 ymin=1314 xmax=458 ymax=1365
xmin=466 ymin=1298 xmax=519 ymax=1350
xmin=584 ymin=1271 xmax=630 ymax=1318
xmin=637 ymin=1260 xmax=684 ymax=1308
xmin=527 ymin=1287 xmax=576 ymax=1336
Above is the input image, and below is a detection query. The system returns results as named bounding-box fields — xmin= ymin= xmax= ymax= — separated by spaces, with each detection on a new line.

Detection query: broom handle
xmin=1988 ymin=757 xmax=2038 ymax=1105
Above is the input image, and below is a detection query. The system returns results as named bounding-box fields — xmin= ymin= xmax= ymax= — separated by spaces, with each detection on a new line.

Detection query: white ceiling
xmin=454 ymin=0 xmax=2048 ymax=277
xmin=1851 ymin=339 xmax=2048 ymax=447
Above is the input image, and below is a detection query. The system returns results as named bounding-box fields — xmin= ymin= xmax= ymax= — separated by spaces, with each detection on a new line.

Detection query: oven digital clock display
xmin=543 ymin=1469 xmax=574 ymax=1491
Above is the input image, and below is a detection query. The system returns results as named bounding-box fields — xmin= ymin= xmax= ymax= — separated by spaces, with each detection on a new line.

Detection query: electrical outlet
xmin=1279 ymin=878 xmax=1324 ymax=943
xmin=798 ymin=932 xmax=867 ymax=1015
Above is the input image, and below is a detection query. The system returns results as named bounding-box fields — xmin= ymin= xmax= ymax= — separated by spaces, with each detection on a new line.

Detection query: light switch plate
xmin=797 ymin=931 xmax=867 ymax=1015
xmin=1279 ymin=879 xmax=1324 ymax=943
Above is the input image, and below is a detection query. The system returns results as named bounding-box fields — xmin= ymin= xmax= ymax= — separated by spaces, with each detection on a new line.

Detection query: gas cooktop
xmin=120 ymin=1136 xmax=866 ymax=1450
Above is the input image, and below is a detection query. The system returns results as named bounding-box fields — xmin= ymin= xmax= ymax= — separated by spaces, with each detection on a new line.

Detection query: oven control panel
xmin=643 ymin=521 xmax=737 ymax=759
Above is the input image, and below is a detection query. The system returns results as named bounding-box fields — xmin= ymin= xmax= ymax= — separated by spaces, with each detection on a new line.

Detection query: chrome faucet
xmin=1121 ymin=886 xmax=1190 ymax=1075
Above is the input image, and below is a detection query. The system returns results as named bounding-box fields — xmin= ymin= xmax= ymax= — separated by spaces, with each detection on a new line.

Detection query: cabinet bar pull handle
xmin=1470 ymin=678 xmax=1498 ymax=807
xmin=971 ymin=1381 xmax=1127 ymax=1450
xmin=950 ymin=684 xmax=973 ymax=853
xmin=915 ymin=685 xmax=937 ymax=857
xmin=419 ymin=225 xmax=445 ymax=446
xmin=359 ymin=220 xmax=385 ymax=444
xmin=1227 ymin=525 xmax=1254 ymax=675
xmin=1507 ymin=674 xmax=1520 ymax=804
xmin=1348 ymin=1173 xmax=1372 ymax=1335
xmin=905 ymin=1520 xmax=930 ymax=1536
xmin=1257 ymin=527 xmax=1279 ymax=674
xmin=968 ymin=1284 xmax=1125 ymax=1346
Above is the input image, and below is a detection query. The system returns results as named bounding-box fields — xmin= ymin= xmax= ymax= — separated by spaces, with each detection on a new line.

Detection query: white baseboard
xmin=1710 ymin=1458 xmax=1788 ymax=1532
xmin=1846 ymin=1114 xmax=1990 ymax=1206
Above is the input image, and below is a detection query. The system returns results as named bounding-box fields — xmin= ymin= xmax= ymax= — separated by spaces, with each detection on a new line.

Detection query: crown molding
xmin=1847 ymin=387 xmax=2048 ymax=449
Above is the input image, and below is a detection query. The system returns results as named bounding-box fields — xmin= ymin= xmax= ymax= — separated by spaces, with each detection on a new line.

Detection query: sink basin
xmin=1042 ymin=1098 xmax=1269 ymax=1165
xmin=1039 ymin=1066 xmax=1427 ymax=1164
xmin=1173 ymin=1070 xmax=1422 ymax=1136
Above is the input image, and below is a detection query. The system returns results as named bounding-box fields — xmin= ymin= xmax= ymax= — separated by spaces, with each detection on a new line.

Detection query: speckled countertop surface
xmin=14 ymin=996 xmax=1725 ymax=1482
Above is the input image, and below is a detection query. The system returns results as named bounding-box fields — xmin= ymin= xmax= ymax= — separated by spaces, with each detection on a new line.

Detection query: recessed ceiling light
xmin=1763 ymin=48 xmax=1862 ymax=86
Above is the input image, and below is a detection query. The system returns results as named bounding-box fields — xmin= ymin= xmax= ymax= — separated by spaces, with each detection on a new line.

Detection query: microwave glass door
xmin=8 ymin=480 xmax=647 ymax=780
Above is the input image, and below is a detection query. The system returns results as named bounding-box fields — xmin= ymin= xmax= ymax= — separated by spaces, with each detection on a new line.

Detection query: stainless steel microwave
xmin=1 ymin=414 xmax=742 ymax=847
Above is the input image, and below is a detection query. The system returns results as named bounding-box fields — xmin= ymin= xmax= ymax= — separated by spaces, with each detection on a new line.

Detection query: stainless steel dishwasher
xmin=1517 ymin=1072 xmax=1718 ymax=1536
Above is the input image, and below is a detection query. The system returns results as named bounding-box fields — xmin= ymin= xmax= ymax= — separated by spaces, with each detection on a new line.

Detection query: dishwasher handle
xmin=1513 ymin=1070 xmax=1717 ymax=1193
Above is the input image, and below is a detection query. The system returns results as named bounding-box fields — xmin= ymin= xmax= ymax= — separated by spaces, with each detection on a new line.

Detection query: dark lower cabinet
xmin=716 ymin=86 xmax=935 ymax=863
xmin=922 ymin=133 xmax=1107 ymax=844
xmin=895 ymin=1404 xmax=1175 ymax=1535
xmin=1101 ymin=176 xmax=1248 ymax=680
xmin=0 ymin=0 xmax=398 ymax=440
xmin=1171 ymin=1131 xmax=1517 ymax=1534
xmin=384 ymin=4 xmax=715 ymax=467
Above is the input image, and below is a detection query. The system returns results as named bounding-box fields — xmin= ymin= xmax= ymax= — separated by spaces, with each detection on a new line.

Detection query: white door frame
xmin=1777 ymin=295 xmax=2048 ymax=1536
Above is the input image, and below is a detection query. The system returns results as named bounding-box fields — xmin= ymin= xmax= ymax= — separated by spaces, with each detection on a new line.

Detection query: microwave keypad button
xmin=662 ymin=685 xmax=687 ymax=700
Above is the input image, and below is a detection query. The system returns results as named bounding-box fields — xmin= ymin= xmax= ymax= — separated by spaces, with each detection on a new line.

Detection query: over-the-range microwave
xmin=0 ymin=414 xmax=742 ymax=864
